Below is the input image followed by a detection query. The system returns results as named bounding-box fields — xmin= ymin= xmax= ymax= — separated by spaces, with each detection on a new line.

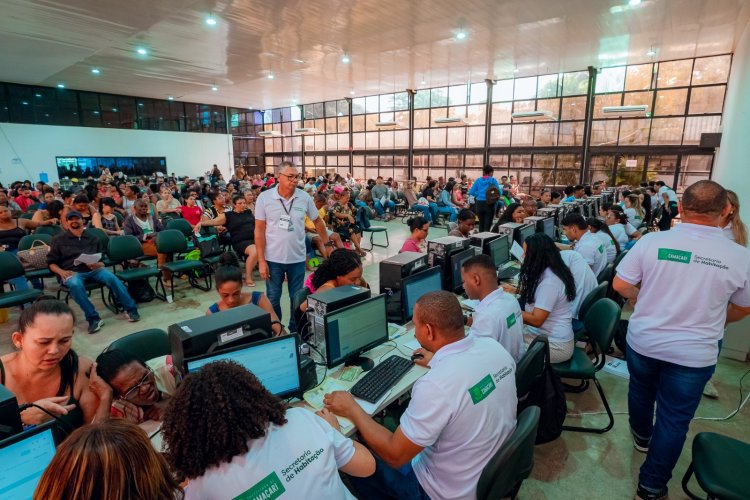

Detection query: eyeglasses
xmin=119 ymin=368 xmax=153 ymax=401
xmin=279 ymin=173 xmax=300 ymax=181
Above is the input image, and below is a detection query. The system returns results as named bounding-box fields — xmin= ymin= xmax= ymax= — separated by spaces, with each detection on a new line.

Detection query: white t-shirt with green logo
xmin=524 ymin=268 xmax=575 ymax=343
xmin=399 ymin=335 xmax=516 ymax=500
xmin=470 ymin=288 xmax=525 ymax=362
xmin=574 ymin=230 xmax=608 ymax=275
xmin=616 ymin=223 xmax=750 ymax=367
xmin=185 ymin=408 xmax=356 ymax=500
xmin=593 ymin=231 xmax=617 ymax=263
xmin=561 ymin=250 xmax=598 ymax=319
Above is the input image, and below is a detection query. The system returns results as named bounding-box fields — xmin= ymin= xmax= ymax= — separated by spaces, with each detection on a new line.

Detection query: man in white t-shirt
xmin=324 ymin=291 xmax=516 ymax=500
xmin=655 ymin=180 xmax=678 ymax=231
xmin=613 ymin=180 xmax=750 ymax=500
xmin=560 ymin=249 xmax=598 ymax=321
xmin=255 ymin=161 xmax=329 ymax=332
xmin=461 ymin=254 xmax=525 ymax=361
xmin=561 ymin=213 xmax=607 ymax=276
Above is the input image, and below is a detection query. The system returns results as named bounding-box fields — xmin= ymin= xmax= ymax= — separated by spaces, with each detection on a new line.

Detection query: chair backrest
xmin=114 ymin=211 xmax=124 ymax=225
xmin=19 ymin=213 xmax=34 ymax=220
xmin=638 ymin=226 xmax=648 ymax=236
xmin=34 ymin=225 xmax=63 ymax=237
xmin=18 ymin=233 xmax=52 ymax=251
xmin=578 ymin=281 xmax=608 ymax=321
xmin=166 ymin=218 xmax=193 ymax=237
xmin=105 ymin=328 xmax=171 ymax=361
xmin=612 ymin=249 xmax=628 ymax=269
xmin=107 ymin=235 xmax=145 ymax=263
xmin=26 ymin=203 xmax=40 ymax=212
xmin=476 ymin=405 xmax=541 ymax=500
xmin=156 ymin=229 xmax=188 ymax=254
xmin=583 ymin=298 xmax=621 ymax=370
xmin=84 ymin=227 xmax=110 ymax=255
xmin=515 ymin=335 xmax=547 ymax=399
xmin=0 ymin=252 xmax=26 ymax=282
xmin=597 ymin=262 xmax=614 ymax=285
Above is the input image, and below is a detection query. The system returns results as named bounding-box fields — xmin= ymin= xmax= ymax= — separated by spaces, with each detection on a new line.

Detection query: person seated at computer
xmin=623 ymin=194 xmax=644 ymax=225
xmin=560 ymin=213 xmax=608 ymax=276
xmin=448 ymin=209 xmax=475 ymax=238
xmin=491 ymin=202 xmax=527 ymax=232
xmin=563 ymin=185 xmax=576 ymax=203
xmin=538 ymin=189 xmax=552 ymax=207
xmin=400 ymin=216 xmax=430 ymax=253
xmin=521 ymin=198 xmax=538 ymax=217
xmin=559 ymin=249 xmax=598 ymax=330
xmin=94 ymin=348 xmax=178 ymax=423
xmin=513 ymin=233 xmax=576 ymax=363
xmin=550 ymin=191 xmax=562 ymax=204
xmin=607 ymin=205 xmax=640 ymax=249
xmin=33 ymin=419 xmax=184 ymax=500
xmin=586 ymin=217 xmax=620 ymax=264
xmin=460 ymin=254 xmax=525 ymax=362
xmin=161 ymin=361 xmax=375 ymax=499
xmin=0 ymin=297 xmax=111 ymax=430
xmin=206 ymin=252 xmax=284 ymax=335
xmin=324 ymin=291 xmax=516 ymax=500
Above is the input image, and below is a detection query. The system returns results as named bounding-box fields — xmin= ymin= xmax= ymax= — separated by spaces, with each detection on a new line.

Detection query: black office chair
xmin=476 ymin=406 xmax=541 ymax=500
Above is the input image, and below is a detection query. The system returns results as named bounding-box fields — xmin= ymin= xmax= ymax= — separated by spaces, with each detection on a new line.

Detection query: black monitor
xmin=402 ymin=266 xmax=443 ymax=323
xmin=185 ymin=335 xmax=302 ymax=399
xmin=488 ymin=235 xmax=511 ymax=268
xmin=324 ymin=294 xmax=388 ymax=371
xmin=0 ymin=421 xmax=60 ymax=499
xmin=518 ymin=224 xmax=536 ymax=245
xmin=450 ymin=247 xmax=477 ymax=293
xmin=542 ymin=217 xmax=556 ymax=240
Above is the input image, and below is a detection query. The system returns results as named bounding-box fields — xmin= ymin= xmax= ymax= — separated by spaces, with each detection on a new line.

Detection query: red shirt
xmin=180 ymin=205 xmax=202 ymax=226
xmin=15 ymin=195 xmax=35 ymax=212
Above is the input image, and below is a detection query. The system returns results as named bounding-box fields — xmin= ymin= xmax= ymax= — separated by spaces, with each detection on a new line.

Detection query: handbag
xmin=17 ymin=240 xmax=51 ymax=270
xmin=192 ymin=234 xmax=222 ymax=258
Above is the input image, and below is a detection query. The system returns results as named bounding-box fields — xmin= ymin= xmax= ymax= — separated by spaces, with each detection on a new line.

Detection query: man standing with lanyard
xmin=655 ymin=180 xmax=678 ymax=231
xmin=613 ymin=180 xmax=750 ymax=500
xmin=255 ymin=161 xmax=329 ymax=332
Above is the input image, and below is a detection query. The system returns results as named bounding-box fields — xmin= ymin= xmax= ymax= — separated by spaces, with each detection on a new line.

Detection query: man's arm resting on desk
xmin=324 ymin=391 xmax=423 ymax=469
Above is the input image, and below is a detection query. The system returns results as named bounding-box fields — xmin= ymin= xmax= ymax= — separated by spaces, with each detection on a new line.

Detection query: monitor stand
xmin=345 ymin=356 xmax=375 ymax=372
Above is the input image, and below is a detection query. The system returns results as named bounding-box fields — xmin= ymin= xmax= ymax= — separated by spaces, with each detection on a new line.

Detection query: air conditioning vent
xmin=258 ymin=130 xmax=283 ymax=137
xmin=511 ymin=111 xmax=557 ymax=122
xmin=601 ymin=105 xmax=649 ymax=117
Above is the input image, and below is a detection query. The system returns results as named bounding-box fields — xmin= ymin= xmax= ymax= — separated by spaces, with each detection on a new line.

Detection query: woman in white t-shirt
xmin=607 ymin=205 xmax=639 ymax=249
xmin=721 ymin=190 xmax=748 ymax=247
xmin=516 ymin=233 xmax=577 ymax=363
xmin=161 ymin=361 xmax=375 ymax=500
xmin=623 ymin=194 xmax=644 ymax=225
xmin=587 ymin=217 xmax=621 ymax=264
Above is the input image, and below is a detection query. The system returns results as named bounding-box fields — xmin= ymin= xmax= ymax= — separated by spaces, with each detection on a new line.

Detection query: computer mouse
xmin=411 ymin=353 xmax=424 ymax=361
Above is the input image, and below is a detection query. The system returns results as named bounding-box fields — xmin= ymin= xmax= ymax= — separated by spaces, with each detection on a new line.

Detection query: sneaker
xmin=632 ymin=433 xmax=650 ymax=453
xmin=635 ymin=484 xmax=668 ymax=500
xmin=126 ymin=310 xmax=140 ymax=322
xmin=702 ymin=380 xmax=719 ymax=398
xmin=88 ymin=319 xmax=104 ymax=334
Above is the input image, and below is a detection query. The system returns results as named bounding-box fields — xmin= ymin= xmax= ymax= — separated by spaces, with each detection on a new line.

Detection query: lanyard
xmin=278 ymin=197 xmax=295 ymax=215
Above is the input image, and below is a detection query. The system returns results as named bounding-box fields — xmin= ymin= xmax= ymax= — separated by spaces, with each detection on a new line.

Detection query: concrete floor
xmin=1 ymin=217 xmax=747 ymax=500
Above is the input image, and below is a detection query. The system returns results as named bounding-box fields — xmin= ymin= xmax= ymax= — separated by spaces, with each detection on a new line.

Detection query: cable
xmin=694 ymin=368 xmax=750 ymax=422
xmin=18 ymin=403 xmax=74 ymax=436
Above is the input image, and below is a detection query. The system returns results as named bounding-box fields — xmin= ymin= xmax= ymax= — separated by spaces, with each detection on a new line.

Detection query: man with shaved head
xmin=323 ymin=291 xmax=516 ymax=499
xmin=614 ymin=180 xmax=750 ymax=500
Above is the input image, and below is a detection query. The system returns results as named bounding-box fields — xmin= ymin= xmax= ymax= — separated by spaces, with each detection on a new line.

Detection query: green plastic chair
xmin=107 ymin=235 xmax=166 ymax=301
xmin=361 ymin=226 xmax=389 ymax=250
xmin=612 ymin=249 xmax=628 ymax=270
xmin=597 ymin=262 xmax=614 ymax=286
xmin=682 ymin=432 xmax=750 ymax=500
xmin=105 ymin=328 xmax=171 ymax=362
xmin=155 ymin=229 xmax=211 ymax=292
xmin=0 ymin=253 xmax=42 ymax=308
xmin=574 ymin=281 xmax=609 ymax=341
xmin=476 ymin=406 xmax=540 ymax=500
xmin=25 ymin=203 xmax=40 ymax=212
xmin=34 ymin=225 xmax=63 ymax=237
xmin=515 ymin=335 xmax=547 ymax=403
xmin=84 ymin=227 xmax=114 ymax=267
xmin=165 ymin=218 xmax=193 ymax=238
xmin=19 ymin=213 xmax=33 ymax=220
xmin=552 ymin=298 xmax=621 ymax=433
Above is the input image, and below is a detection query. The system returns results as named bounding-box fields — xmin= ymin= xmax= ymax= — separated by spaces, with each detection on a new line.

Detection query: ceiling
xmin=1 ymin=0 xmax=748 ymax=110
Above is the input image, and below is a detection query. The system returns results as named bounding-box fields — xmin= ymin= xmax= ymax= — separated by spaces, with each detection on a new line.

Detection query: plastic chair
xmin=34 ymin=225 xmax=63 ymax=237
xmin=612 ymin=249 xmax=628 ymax=269
xmin=574 ymin=281 xmax=609 ymax=341
xmin=0 ymin=253 xmax=43 ymax=308
xmin=155 ymin=229 xmax=211 ymax=292
xmin=682 ymin=432 xmax=750 ymax=500
xmin=84 ymin=227 xmax=114 ymax=267
xmin=25 ymin=203 xmax=40 ymax=212
xmin=361 ymin=226 xmax=389 ymax=250
xmin=165 ymin=218 xmax=193 ymax=238
xmin=476 ymin=406 xmax=541 ymax=500
xmin=107 ymin=235 xmax=166 ymax=301
xmin=552 ymin=298 xmax=621 ymax=433
xmin=597 ymin=262 xmax=614 ymax=285
xmin=515 ymin=335 xmax=547 ymax=402
xmin=105 ymin=328 xmax=171 ymax=362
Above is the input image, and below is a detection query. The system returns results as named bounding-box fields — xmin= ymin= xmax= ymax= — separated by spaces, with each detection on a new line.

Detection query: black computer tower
xmin=379 ymin=252 xmax=429 ymax=294
xmin=427 ymin=236 xmax=471 ymax=291
xmin=0 ymin=384 xmax=23 ymax=440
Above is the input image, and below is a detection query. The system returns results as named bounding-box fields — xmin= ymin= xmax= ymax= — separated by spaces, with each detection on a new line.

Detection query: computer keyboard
xmin=350 ymin=355 xmax=414 ymax=404
xmin=497 ymin=267 xmax=520 ymax=281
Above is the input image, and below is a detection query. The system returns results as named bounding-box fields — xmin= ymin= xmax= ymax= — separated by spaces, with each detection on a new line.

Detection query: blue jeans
xmin=427 ymin=202 xmax=439 ymax=222
xmin=266 ymin=261 xmax=306 ymax=333
xmin=436 ymin=205 xmax=458 ymax=222
xmin=349 ymin=456 xmax=429 ymax=500
xmin=374 ymin=199 xmax=396 ymax=217
xmin=410 ymin=204 xmax=432 ymax=222
xmin=355 ymin=205 xmax=371 ymax=229
xmin=65 ymin=268 xmax=137 ymax=322
xmin=626 ymin=343 xmax=715 ymax=492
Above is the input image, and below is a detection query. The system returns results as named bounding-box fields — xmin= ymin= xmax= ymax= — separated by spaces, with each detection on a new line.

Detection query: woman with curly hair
xmin=161 ymin=361 xmax=375 ymax=499
xmin=513 ymin=233 xmax=577 ymax=363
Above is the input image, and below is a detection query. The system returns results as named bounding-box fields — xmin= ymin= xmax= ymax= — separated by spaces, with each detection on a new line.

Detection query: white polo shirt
xmin=525 ymin=268 xmax=574 ymax=343
xmin=561 ymin=250 xmax=598 ymax=319
xmin=470 ymin=288 xmax=525 ymax=362
xmin=255 ymin=187 xmax=320 ymax=264
xmin=400 ymin=335 xmax=516 ymax=500
xmin=574 ymin=230 xmax=607 ymax=275
xmin=593 ymin=230 xmax=617 ymax=263
xmin=185 ymin=408 xmax=356 ymax=500
xmin=616 ymin=223 xmax=750 ymax=367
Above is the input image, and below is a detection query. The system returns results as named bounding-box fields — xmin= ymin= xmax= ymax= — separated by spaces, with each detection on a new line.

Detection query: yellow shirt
xmin=305 ymin=206 xmax=328 ymax=232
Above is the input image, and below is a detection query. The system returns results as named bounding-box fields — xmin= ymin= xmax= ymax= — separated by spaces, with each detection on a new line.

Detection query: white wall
xmin=0 ymin=123 xmax=234 ymax=185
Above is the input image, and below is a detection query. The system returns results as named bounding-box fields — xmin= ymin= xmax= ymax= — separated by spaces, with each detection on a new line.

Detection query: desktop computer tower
xmin=0 ymin=384 xmax=24 ymax=440
xmin=469 ymin=232 xmax=500 ymax=251
xmin=498 ymin=222 xmax=536 ymax=246
xmin=307 ymin=285 xmax=372 ymax=354
xmin=427 ymin=236 xmax=470 ymax=291
xmin=379 ymin=252 xmax=429 ymax=294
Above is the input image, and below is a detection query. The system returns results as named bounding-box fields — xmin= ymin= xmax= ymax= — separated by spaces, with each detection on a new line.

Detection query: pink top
xmin=400 ymin=237 xmax=424 ymax=253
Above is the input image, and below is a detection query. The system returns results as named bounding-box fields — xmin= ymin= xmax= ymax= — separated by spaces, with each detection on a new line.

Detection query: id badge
xmin=278 ymin=215 xmax=292 ymax=231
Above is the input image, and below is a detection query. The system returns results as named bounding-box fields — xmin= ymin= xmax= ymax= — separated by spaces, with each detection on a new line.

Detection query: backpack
xmin=485 ymin=185 xmax=500 ymax=205
xmin=126 ymin=279 xmax=156 ymax=303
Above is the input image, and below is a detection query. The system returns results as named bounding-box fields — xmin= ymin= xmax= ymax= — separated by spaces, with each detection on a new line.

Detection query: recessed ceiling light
xmin=57 ymin=83 xmax=65 ymax=89
xmin=456 ymin=31 xmax=467 ymax=40
xmin=350 ymin=90 xmax=355 ymax=95
xmin=211 ymin=85 xmax=218 ymax=91
xmin=248 ymin=106 xmax=253 ymax=109
xmin=34 ymin=93 xmax=42 ymax=98
xmin=337 ymin=112 xmax=343 ymax=116
xmin=21 ymin=101 xmax=28 ymax=106
xmin=646 ymin=49 xmax=656 ymax=56
xmin=628 ymin=0 xmax=641 ymax=5
xmin=112 ymin=108 xmax=118 ymax=112
xmin=91 ymin=68 xmax=101 ymax=75
xmin=205 ymin=14 xmax=217 ymax=26
xmin=341 ymin=54 xmax=350 ymax=64
xmin=136 ymin=47 xmax=148 ymax=56
xmin=513 ymin=68 xmax=520 ymax=74
xmin=167 ymin=96 xmax=174 ymax=101
xmin=421 ymin=78 xmax=427 ymax=85
xmin=267 ymin=73 xmax=275 ymax=80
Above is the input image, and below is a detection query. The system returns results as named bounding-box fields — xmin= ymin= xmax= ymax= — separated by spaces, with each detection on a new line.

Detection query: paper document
xmin=461 ymin=299 xmax=480 ymax=311
xmin=403 ymin=338 xmax=421 ymax=351
xmin=73 ymin=253 xmax=102 ymax=266
xmin=388 ymin=323 xmax=407 ymax=339
xmin=510 ymin=241 xmax=524 ymax=263
xmin=602 ymin=356 xmax=630 ymax=379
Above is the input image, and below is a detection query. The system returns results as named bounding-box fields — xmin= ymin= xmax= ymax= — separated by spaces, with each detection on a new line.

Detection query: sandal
xmin=246 ymin=280 xmax=256 ymax=287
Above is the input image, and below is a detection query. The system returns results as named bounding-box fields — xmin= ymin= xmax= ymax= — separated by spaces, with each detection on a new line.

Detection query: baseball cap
xmin=66 ymin=210 xmax=83 ymax=220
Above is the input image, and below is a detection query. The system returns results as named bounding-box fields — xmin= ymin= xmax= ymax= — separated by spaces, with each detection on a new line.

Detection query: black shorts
xmin=232 ymin=240 xmax=254 ymax=255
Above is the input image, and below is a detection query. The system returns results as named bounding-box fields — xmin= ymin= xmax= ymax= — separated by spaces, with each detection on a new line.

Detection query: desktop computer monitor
xmin=0 ymin=422 xmax=59 ymax=499
xmin=518 ymin=224 xmax=536 ymax=245
xmin=185 ymin=335 xmax=302 ymax=399
xmin=450 ymin=247 xmax=477 ymax=293
xmin=324 ymin=294 xmax=388 ymax=371
xmin=402 ymin=266 xmax=442 ymax=322
xmin=488 ymin=234 xmax=511 ymax=268
xmin=542 ymin=217 xmax=556 ymax=240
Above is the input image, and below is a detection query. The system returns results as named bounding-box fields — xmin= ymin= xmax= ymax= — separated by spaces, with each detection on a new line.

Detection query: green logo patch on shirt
xmin=506 ymin=313 xmax=517 ymax=329
xmin=598 ymin=244 xmax=604 ymax=254
xmin=234 ymin=472 xmax=286 ymax=500
xmin=468 ymin=374 xmax=496 ymax=405
xmin=657 ymin=248 xmax=692 ymax=264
